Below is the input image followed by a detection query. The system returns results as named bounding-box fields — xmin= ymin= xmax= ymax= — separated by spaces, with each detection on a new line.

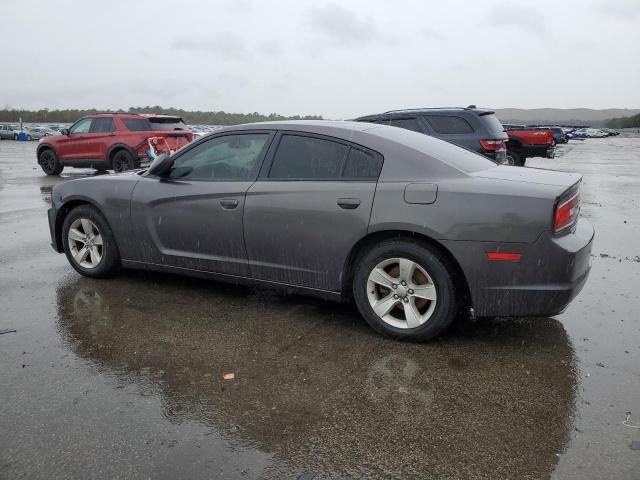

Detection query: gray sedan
xmin=46 ymin=121 xmax=594 ymax=340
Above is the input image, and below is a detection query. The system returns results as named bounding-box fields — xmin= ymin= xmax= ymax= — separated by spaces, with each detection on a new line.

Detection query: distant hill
xmin=493 ymin=108 xmax=640 ymax=126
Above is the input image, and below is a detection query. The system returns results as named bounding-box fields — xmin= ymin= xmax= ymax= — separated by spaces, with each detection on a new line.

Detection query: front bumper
xmin=444 ymin=217 xmax=594 ymax=317
xmin=48 ymin=207 xmax=64 ymax=253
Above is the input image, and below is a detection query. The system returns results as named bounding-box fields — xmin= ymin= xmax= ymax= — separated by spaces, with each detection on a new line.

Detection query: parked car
xmin=353 ymin=107 xmax=509 ymax=165
xmin=36 ymin=113 xmax=193 ymax=175
xmin=24 ymin=127 xmax=56 ymax=140
xmin=585 ymin=128 xmax=609 ymax=138
xmin=549 ymin=127 xmax=569 ymax=144
xmin=0 ymin=124 xmax=21 ymax=140
xmin=502 ymin=125 xmax=555 ymax=166
xmin=47 ymin=120 xmax=593 ymax=341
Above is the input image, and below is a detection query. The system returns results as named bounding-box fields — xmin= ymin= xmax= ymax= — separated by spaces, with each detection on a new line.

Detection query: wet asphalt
xmin=0 ymin=138 xmax=638 ymax=480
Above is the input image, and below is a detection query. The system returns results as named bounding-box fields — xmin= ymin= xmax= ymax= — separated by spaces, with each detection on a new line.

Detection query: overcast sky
xmin=2 ymin=0 xmax=639 ymax=118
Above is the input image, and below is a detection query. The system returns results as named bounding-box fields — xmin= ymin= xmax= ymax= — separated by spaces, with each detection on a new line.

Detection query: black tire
xmin=111 ymin=150 xmax=135 ymax=173
xmin=27 ymin=134 xmax=32 ymax=141
xmin=38 ymin=149 xmax=64 ymax=175
xmin=352 ymin=239 xmax=458 ymax=341
xmin=13 ymin=134 xmax=18 ymax=141
xmin=62 ymin=205 xmax=121 ymax=278
xmin=507 ymin=150 xmax=525 ymax=167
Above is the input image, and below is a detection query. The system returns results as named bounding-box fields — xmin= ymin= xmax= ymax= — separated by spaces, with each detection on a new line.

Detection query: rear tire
xmin=111 ymin=150 xmax=135 ymax=173
xmin=62 ymin=205 xmax=121 ymax=278
xmin=352 ymin=239 xmax=458 ymax=341
xmin=507 ymin=150 xmax=525 ymax=167
xmin=39 ymin=149 xmax=64 ymax=175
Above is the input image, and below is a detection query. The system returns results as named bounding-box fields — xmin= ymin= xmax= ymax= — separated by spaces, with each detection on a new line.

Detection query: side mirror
xmin=61 ymin=128 xmax=70 ymax=135
xmin=148 ymin=153 xmax=174 ymax=177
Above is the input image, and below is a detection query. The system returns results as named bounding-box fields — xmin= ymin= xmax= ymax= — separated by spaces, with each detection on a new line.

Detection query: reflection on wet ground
xmin=56 ymin=272 xmax=577 ymax=479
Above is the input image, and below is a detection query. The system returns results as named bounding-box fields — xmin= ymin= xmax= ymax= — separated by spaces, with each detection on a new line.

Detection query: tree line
xmin=605 ymin=113 xmax=640 ymax=129
xmin=0 ymin=106 xmax=323 ymax=125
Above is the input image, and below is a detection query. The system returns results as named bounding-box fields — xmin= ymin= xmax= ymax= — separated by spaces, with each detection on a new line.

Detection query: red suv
xmin=37 ymin=113 xmax=193 ymax=175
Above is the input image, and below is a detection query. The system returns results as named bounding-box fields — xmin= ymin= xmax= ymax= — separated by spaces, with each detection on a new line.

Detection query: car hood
xmin=471 ymin=165 xmax=582 ymax=188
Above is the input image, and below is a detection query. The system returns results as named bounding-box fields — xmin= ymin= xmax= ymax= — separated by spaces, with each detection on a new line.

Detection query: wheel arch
xmin=53 ymin=198 xmax=109 ymax=253
xmin=507 ymin=137 xmax=525 ymax=152
xmin=37 ymin=143 xmax=57 ymax=160
xmin=342 ymin=229 xmax=472 ymax=310
xmin=107 ymin=144 xmax=138 ymax=167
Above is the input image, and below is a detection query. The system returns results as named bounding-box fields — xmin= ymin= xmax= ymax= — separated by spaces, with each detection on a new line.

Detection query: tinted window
xmin=70 ymin=119 xmax=92 ymax=134
xmin=170 ymin=133 xmax=269 ymax=180
xmin=90 ymin=118 xmax=115 ymax=133
xmin=425 ymin=115 xmax=474 ymax=134
xmin=343 ymin=147 xmax=383 ymax=179
xmin=122 ymin=118 xmax=152 ymax=131
xmin=382 ymin=118 xmax=422 ymax=133
xmin=269 ymin=135 xmax=349 ymax=179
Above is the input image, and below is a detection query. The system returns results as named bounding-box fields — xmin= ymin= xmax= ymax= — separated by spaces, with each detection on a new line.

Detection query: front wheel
xmin=62 ymin=205 xmax=121 ymax=278
xmin=352 ymin=240 xmax=458 ymax=341
xmin=38 ymin=149 xmax=63 ymax=175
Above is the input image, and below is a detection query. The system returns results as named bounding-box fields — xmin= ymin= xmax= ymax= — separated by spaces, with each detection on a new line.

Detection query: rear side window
xmin=122 ymin=118 xmax=152 ymax=131
xmin=90 ymin=118 xmax=115 ymax=133
xmin=381 ymin=118 xmax=423 ymax=133
xmin=424 ymin=115 xmax=474 ymax=134
xmin=269 ymin=135 xmax=349 ymax=179
xmin=343 ymin=147 xmax=383 ymax=179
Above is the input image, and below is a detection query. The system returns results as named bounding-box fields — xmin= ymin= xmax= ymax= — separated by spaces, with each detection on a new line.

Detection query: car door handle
xmin=337 ymin=198 xmax=361 ymax=209
xmin=220 ymin=198 xmax=239 ymax=209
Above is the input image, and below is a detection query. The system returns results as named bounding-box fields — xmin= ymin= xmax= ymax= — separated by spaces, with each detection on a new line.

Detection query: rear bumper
xmin=444 ymin=217 xmax=594 ymax=317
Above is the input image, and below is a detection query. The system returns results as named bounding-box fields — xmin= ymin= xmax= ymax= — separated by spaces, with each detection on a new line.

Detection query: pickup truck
xmin=502 ymin=124 xmax=555 ymax=166
xmin=36 ymin=113 xmax=193 ymax=175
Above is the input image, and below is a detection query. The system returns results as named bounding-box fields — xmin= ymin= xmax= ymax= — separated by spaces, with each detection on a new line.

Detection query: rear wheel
xmin=506 ymin=150 xmax=524 ymax=167
xmin=352 ymin=240 xmax=458 ymax=341
xmin=39 ymin=149 xmax=63 ymax=175
xmin=62 ymin=205 xmax=121 ymax=278
xmin=112 ymin=150 xmax=135 ymax=173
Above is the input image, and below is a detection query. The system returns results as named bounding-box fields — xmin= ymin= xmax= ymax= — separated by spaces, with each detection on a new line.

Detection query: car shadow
xmin=55 ymin=271 xmax=578 ymax=479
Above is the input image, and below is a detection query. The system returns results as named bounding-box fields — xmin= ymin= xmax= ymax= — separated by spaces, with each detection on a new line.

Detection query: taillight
xmin=479 ymin=139 xmax=507 ymax=152
xmin=554 ymin=191 xmax=580 ymax=233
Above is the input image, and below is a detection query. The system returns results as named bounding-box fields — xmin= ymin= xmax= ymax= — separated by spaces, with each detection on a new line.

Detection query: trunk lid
xmin=471 ymin=165 xmax=581 ymax=188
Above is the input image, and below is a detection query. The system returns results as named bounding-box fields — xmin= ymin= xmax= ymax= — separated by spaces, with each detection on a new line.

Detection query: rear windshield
xmin=147 ymin=117 xmax=187 ymax=131
xmin=480 ymin=113 xmax=507 ymax=137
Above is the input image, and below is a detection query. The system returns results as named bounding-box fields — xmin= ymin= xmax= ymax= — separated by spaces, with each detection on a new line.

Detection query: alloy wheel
xmin=366 ymin=257 xmax=437 ymax=329
xmin=67 ymin=218 xmax=103 ymax=269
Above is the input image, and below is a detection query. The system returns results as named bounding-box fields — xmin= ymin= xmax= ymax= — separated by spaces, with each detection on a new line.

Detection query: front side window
xmin=268 ymin=134 xmax=349 ymax=179
xmin=90 ymin=118 xmax=115 ymax=133
xmin=70 ymin=119 xmax=92 ymax=134
xmin=170 ymin=133 xmax=269 ymax=180
xmin=425 ymin=115 xmax=474 ymax=134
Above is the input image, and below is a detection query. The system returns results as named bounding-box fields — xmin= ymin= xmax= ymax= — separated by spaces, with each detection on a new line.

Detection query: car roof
xmin=353 ymin=107 xmax=495 ymax=121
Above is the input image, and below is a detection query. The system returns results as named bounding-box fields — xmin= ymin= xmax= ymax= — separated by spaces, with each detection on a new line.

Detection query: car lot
xmin=0 ymin=139 xmax=639 ymax=479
